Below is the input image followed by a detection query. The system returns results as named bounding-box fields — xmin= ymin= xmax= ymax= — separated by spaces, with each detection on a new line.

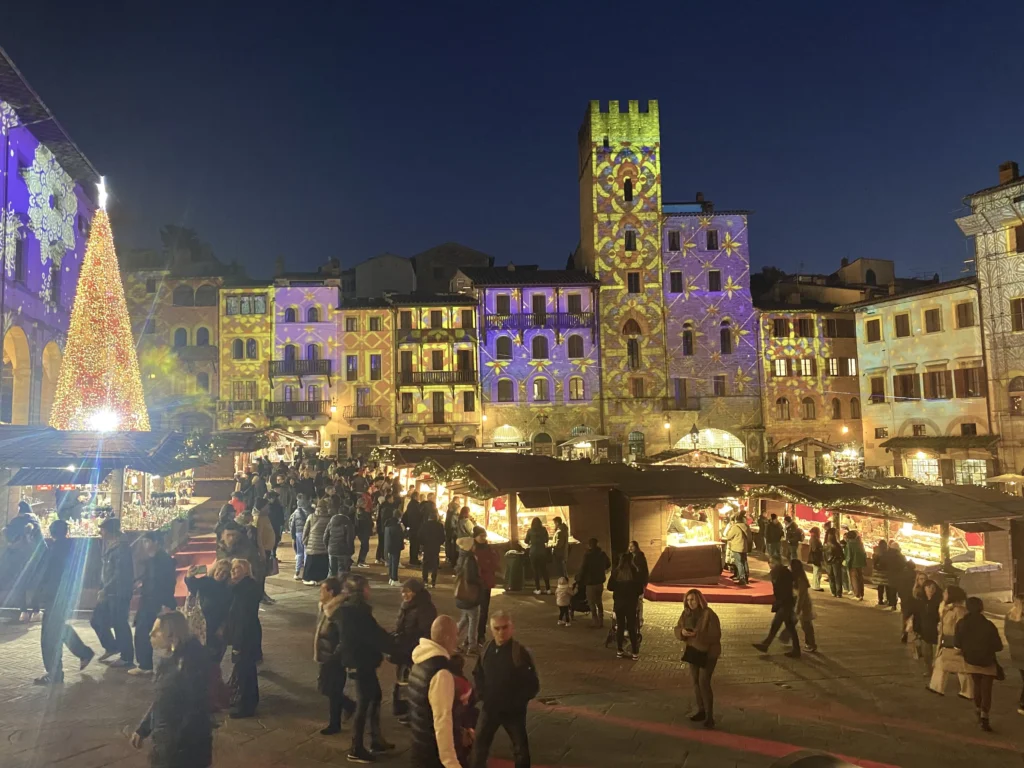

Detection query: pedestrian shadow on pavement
xmin=257 ymin=668 xmax=319 ymax=702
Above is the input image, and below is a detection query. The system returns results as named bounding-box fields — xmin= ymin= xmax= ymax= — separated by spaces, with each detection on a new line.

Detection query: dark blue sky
xmin=6 ymin=1 xmax=1024 ymax=281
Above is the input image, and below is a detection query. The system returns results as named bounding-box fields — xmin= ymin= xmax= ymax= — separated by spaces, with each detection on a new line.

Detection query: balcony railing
xmin=396 ymin=326 xmax=478 ymax=344
xmin=266 ymin=400 xmax=331 ymax=418
xmin=484 ymin=312 xmax=595 ymax=331
xmin=343 ymin=405 xmax=385 ymax=420
xmin=217 ymin=399 xmax=264 ymax=413
xmin=662 ymin=396 xmax=701 ymax=411
xmin=268 ymin=359 xmax=332 ymax=377
xmin=399 ymin=370 xmax=476 ymax=386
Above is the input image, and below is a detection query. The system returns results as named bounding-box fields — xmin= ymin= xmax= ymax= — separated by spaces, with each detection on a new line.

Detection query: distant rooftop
xmin=387 ymin=292 xmax=478 ymax=307
xmin=836 ymin=276 xmax=977 ymax=311
xmin=458 ymin=266 xmax=598 ymax=287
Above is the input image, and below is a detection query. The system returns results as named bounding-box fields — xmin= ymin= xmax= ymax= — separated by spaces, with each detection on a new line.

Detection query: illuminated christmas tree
xmin=49 ymin=179 xmax=150 ymax=431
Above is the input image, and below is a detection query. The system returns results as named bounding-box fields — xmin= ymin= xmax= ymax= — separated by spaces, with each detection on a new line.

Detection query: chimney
xmin=506 ymin=263 xmax=515 ymax=272
xmin=695 ymin=192 xmax=704 ymax=202
xmin=999 ymin=161 xmax=1019 ymax=185
xmin=840 ymin=257 xmax=849 ymax=267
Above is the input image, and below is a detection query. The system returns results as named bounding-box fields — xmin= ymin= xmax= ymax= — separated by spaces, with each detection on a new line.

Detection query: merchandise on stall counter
xmin=666 ymin=506 xmax=715 ymax=548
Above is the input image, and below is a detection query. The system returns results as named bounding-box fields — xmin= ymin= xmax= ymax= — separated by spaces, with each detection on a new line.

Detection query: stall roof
xmin=698 ymin=468 xmax=818 ymax=488
xmin=878 ymin=435 xmax=1000 ymax=452
xmin=7 ymin=466 xmax=114 ymax=487
xmin=518 ymin=490 xmax=577 ymax=508
xmin=609 ymin=466 xmax=741 ymax=501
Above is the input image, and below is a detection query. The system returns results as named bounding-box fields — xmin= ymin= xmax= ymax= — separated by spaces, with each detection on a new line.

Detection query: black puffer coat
xmin=226 ymin=576 xmax=261 ymax=658
xmin=393 ymin=589 xmax=438 ymax=666
xmin=135 ymin=637 xmax=212 ymax=768
xmin=337 ymin=595 xmax=392 ymax=670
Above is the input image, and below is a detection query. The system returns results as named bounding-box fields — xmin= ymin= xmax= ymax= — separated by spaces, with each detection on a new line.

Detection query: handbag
xmin=682 ymin=644 xmax=709 ymax=668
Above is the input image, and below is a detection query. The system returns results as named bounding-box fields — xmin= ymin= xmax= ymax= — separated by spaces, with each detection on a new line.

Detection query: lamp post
xmin=689 ymin=423 xmax=700 ymax=451
xmin=663 ymin=418 xmax=671 ymax=450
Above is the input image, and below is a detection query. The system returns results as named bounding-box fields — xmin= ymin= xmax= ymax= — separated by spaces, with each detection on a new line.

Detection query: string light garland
xmin=175 ymin=430 xmax=226 ymax=465
xmin=49 ymin=179 xmax=150 ymax=431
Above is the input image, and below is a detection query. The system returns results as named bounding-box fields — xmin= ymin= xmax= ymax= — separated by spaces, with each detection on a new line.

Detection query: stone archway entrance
xmin=40 ymin=341 xmax=62 ymax=425
xmin=1 ymin=326 xmax=31 ymax=425
xmin=532 ymin=432 xmax=553 ymax=456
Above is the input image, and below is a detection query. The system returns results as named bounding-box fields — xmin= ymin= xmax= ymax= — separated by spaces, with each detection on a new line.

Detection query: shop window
xmin=894 ymin=313 xmax=911 ymax=338
xmin=802 ymin=397 xmax=815 ymax=420
xmin=284 ymin=307 xmax=297 ymax=323
xmin=708 ymin=270 xmax=722 ymax=292
xmin=893 ymin=373 xmax=921 ymax=401
xmin=401 ymin=392 xmax=414 ymax=414
xmin=668 ymin=231 xmax=680 ymax=252
xmin=624 ymin=178 xmax=633 ymax=202
xmin=961 ymin=422 xmax=978 ymax=436
xmin=496 ymin=336 xmax=513 ymax=360
xmin=624 ymin=230 xmax=637 ymax=251
xmin=924 ymin=308 xmax=942 ymax=333
xmin=796 ymin=318 xmax=814 ymax=337
xmin=567 ymin=335 xmax=584 ymax=359
xmin=369 ymin=316 xmax=382 ymax=331
xmin=627 ymin=431 xmax=646 ymax=458
xmin=531 ymin=336 xmax=549 ymax=360
xmin=347 ymin=355 xmax=358 ymax=381
xmin=497 ymin=379 xmax=514 ymax=403
xmin=850 ymin=397 xmax=861 ymax=419
xmin=866 ymin=318 xmax=881 ymax=342
xmin=869 ymin=377 xmax=885 ymax=404
xmin=196 ymin=372 xmax=209 ymax=393
xmin=246 ymin=339 xmax=258 ymax=359
xmin=720 ymin=320 xmax=733 ymax=354
xmin=232 ymin=339 xmax=244 ymax=360
xmin=627 ymin=272 xmax=641 ymax=293
xmin=194 ymin=285 xmax=217 ymax=306
xmin=955 ymin=458 xmax=987 ymax=485
xmin=533 ymin=378 xmax=550 ymax=402
xmin=712 ymin=374 xmax=726 ymax=396
xmin=173 ymin=328 xmax=188 ymax=347
xmin=1010 ymin=376 xmax=1024 ymax=415
xmin=956 ymin=302 xmax=976 ymax=328
xmin=772 ymin=318 xmax=790 ymax=338
xmin=912 ymin=424 xmax=927 ymax=437
xmin=307 ymin=306 xmax=321 ymax=322
xmin=195 ymin=327 xmax=210 ymax=346
xmin=776 ymin=397 xmax=790 ymax=421
xmin=706 ymin=230 xmax=719 ymax=250
xmin=831 ymin=398 xmax=842 ymax=419
xmin=463 ymin=391 xmax=475 ymax=412
xmin=172 ymin=286 xmax=195 ymax=306
xmin=569 ymin=376 xmax=584 ymax=401
xmin=682 ymin=324 xmax=694 ymax=356
xmin=907 ymin=457 xmax=940 ymax=486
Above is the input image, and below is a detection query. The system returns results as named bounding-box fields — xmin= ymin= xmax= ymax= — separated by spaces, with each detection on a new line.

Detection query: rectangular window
xmin=567 ymin=294 xmax=582 ymax=313
xmin=869 ymin=377 xmax=885 ymax=404
xmin=430 ymin=310 xmax=443 ymax=329
xmin=912 ymin=423 xmax=927 ymax=437
xmin=866 ymin=317 xmax=882 ymax=342
xmin=712 ymin=374 xmax=726 ymax=396
xmin=824 ymin=318 xmax=856 ymax=337
xmin=668 ymin=231 xmax=681 ymax=251
xmin=707 ymin=270 xmax=722 ymax=292
xmin=345 ymin=317 xmax=358 ymax=332
xmin=796 ymin=318 xmax=814 ymax=338
xmin=874 ymin=427 xmax=889 ymax=439
xmin=369 ymin=316 xmax=382 ymax=332
xmin=845 ymin=358 xmax=857 ymax=376
xmin=961 ymin=422 xmax=978 ymax=437
xmin=955 ymin=457 xmax=987 ymax=485
xmin=624 ymin=230 xmax=637 ymax=251
xmin=669 ymin=272 xmax=683 ymax=293
xmin=924 ymin=308 xmax=942 ymax=333
xmin=953 ymin=366 xmax=985 ymax=398
xmin=145 ymin=278 xmax=157 ymax=294
xmin=431 ymin=350 xmax=444 ymax=370
xmin=894 ymin=313 xmax=911 ymax=338
xmin=630 ymin=378 xmax=645 ymax=398
xmin=400 ymin=350 xmax=413 ymax=373
xmin=232 ymin=381 xmax=257 ymax=401
xmin=706 ymin=230 xmax=719 ymax=250
xmin=346 ymin=355 xmax=358 ymax=381
xmin=772 ymin=318 xmax=790 ymax=338
xmin=456 ymin=349 xmax=473 ymax=371
xmin=1011 ymin=298 xmax=1024 ymax=332
xmin=827 ymin=358 xmax=840 ymax=377
xmin=401 ymin=392 xmax=414 ymax=414
xmin=893 ymin=372 xmax=921 ymax=401
xmin=1017 ymin=224 xmax=1024 ymax=254
xmin=369 ymin=354 xmax=381 ymax=381
xmin=773 ymin=358 xmax=789 ymax=378
xmin=627 ymin=272 xmax=641 ymax=293
xmin=495 ymin=295 xmax=511 ymax=315
xmin=400 ymin=310 xmax=413 ymax=330
xmin=955 ymin=302 xmax=976 ymax=328
xmin=923 ymin=370 xmax=952 ymax=400
xmin=461 ymin=309 xmax=474 ymax=329
xmin=463 ymin=391 xmax=475 ymax=412
xmin=799 ymin=358 xmax=816 ymax=377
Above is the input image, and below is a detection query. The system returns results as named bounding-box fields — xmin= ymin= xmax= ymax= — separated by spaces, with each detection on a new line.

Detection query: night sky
xmin=6 ymin=2 xmax=1024 ymax=282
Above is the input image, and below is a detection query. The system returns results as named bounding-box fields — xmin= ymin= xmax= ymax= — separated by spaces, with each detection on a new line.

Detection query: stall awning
xmin=878 ymin=435 xmax=1000 ymax=453
xmin=518 ymin=490 xmax=577 ymax=508
xmin=952 ymin=520 xmax=1006 ymax=533
xmin=7 ymin=466 xmax=113 ymax=487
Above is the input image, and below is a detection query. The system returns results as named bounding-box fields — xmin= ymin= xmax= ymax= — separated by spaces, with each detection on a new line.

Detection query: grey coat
xmin=302 ymin=510 xmax=332 ymax=556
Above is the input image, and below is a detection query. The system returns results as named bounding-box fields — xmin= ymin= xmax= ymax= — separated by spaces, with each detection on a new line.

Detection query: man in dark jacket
xmin=131 ymin=531 xmax=178 ymax=676
xmin=383 ymin=511 xmax=406 ymax=586
xmin=265 ymin=490 xmax=285 ymax=556
xmin=473 ymin=528 xmax=501 ymax=646
xmin=354 ymin=499 xmax=374 ymax=568
xmin=91 ymin=518 xmax=135 ymax=668
xmin=418 ymin=512 xmax=446 ymax=589
xmin=36 ymin=520 xmax=94 ymax=685
xmin=444 ymin=498 xmax=461 ymax=568
xmin=577 ymin=538 xmax=611 ymax=628
xmin=376 ymin=492 xmax=399 ymax=564
xmin=753 ymin=561 xmax=800 ymax=658
xmin=471 ymin=610 xmax=539 ymax=768
xmin=764 ymin=514 xmax=784 ymax=561
xmin=324 ymin=505 xmax=356 ymax=577
xmin=403 ymin=491 xmax=424 ymax=566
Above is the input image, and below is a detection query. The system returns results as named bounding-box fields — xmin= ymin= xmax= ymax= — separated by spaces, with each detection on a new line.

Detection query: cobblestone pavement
xmin=3 ymin=553 xmax=1024 ymax=768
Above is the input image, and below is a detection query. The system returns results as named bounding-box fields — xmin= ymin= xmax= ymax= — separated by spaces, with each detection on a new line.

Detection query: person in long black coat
xmin=184 ymin=560 xmax=233 ymax=660
xmin=36 ymin=520 xmax=94 ymax=684
xmin=607 ymin=554 xmax=644 ymax=659
xmin=131 ymin=611 xmax=212 ymax=768
xmin=391 ymin=579 xmax=437 ymax=722
xmin=226 ymin=559 xmax=262 ymax=718
xmin=315 ymin=577 xmax=356 ymax=735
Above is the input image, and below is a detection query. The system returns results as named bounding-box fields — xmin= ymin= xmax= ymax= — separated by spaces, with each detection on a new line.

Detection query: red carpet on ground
xmin=644 ymin=572 xmax=773 ymax=604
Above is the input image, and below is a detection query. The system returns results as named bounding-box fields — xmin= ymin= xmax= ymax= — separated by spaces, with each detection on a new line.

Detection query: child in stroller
xmin=605 ymin=600 xmax=644 ymax=650
xmin=569 ymin=579 xmax=590 ymax=621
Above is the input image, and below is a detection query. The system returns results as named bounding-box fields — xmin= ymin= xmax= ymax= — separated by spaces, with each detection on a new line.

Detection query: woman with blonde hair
xmin=927 ymin=585 xmax=973 ymax=699
xmin=226 ymin=558 xmax=262 ymax=718
xmin=1005 ymin=594 xmax=1024 ymax=716
xmin=130 ymin=611 xmax=212 ymax=767
xmin=674 ymin=589 xmax=722 ymax=729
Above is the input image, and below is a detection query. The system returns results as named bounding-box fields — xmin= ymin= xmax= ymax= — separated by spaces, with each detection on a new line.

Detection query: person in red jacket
xmin=472 ymin=527 xmax=500 ymax=647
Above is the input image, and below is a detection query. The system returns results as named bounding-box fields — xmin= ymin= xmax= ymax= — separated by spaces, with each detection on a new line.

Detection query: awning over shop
xmin=557 ymin=434 xmax=611 ymax=448
xmin=878 ymin=435 xmax=1000 ymax=453
xmin=518 ymin=490 xmax=577 ymax=508
xmin=7 ymin=466 xmax=113 ymax=487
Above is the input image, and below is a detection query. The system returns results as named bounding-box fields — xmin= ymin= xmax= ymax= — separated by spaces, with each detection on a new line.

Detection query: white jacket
xmin=410 ymin=638 xmax=460 ymax=768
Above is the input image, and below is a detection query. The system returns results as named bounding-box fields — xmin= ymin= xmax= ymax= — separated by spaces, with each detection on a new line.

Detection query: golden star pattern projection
xmin=49 ymin=205 xmax=151 ymax=431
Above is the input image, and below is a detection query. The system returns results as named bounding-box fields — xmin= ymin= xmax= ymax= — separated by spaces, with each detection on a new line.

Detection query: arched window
xmin=284 ymin=307 xmax=297 ymax=323
xmin=284 ymin=344 xmax=297 ymax=362
xmin=306 ymin=343 xmax=320 ymax=360
xmin=246 ymin=339 xmax=258 ymax=359
xmin=720 ymin=320 xmax=733 ymax=355
xmin=195 ymin=327 xmax=210 ymax=346
xmin=1010 ymin=377 xmax=1024 ymax=415
xmin=196 ymin=372 xmax=209 ymax=393
xmin=567 ymin=334 xmax=584 ymax=359
xmin=627 ymin=338 xmax=641 ymax=370
xmin=623 ymin=319 xmax=642 ymax=336
xmin=831 ymin=397 xmax=842 ymax=420
xmin=172 ymin=286 xmax=195 ymax=306
xmin=627 ymin=430 xmax=646 ymax=459
xmin=850 ymin=397 xmax=861 ymax=419
xmin=495 ymin=336 xmax=512 ymax=361
xmin=173 ymin=328 xmax=188 ymax=347
xmin=802 ymin=397 xmax=816 ymax=420
xmin=231 ymin=339 xmax=243 ymax=359
xmin=571 ymin=424 xmax=594 ymax=437
xmin=497 ymin=379 xmax=514 ymax=403
xmin=682 ymin=322 xmax=694 ymax=356
xmin=624 ymin=178 xmax=633 ymax=202
xmin=568 ymin=376 xmax=584 ymax=401
xmin=865 ymin=269 xmax=877 ymax=286
xmin=307 ymin=384 xmax=321 ymax=401
xmin=307 ymin=306 xmax=320 ymax=322
xmin=776 ymin=397 xmax=790 ymax=421
xmin=533 ymin=378 xmax=550 ymax=402
xmin=194 ymin=285 xmax=217 ymax=306
xmin=531 ymin=336 xmax=549 ymax=360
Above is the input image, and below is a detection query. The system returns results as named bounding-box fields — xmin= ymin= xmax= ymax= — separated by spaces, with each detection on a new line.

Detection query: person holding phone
xmin=674 ymin=589 xmax=722 ymax=729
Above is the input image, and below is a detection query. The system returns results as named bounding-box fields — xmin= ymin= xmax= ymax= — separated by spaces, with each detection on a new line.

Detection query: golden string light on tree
xmin=49 ymin=178 xmax=150 ymax=431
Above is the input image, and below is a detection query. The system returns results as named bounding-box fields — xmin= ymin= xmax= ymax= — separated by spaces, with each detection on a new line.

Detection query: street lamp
xmin=689 ymin=423 xmax=700 ymax=451
xmin=663 ymin=419 xmax=671 ymax=449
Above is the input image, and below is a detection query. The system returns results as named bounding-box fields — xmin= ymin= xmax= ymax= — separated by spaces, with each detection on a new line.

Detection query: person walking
xmin=226 ymin=558 xmax=262 ymax=718
xmin=956 ymin=596 xmax=1003 ymax=731
xmin=823 ymin=529 xmax=845 ymax=598
xmin=403 ymin=491 xmax=424 ymax=567
xmin=355 ymin=499 xmax=374 ymax=568
xmin=325 ymin=500 xmax=357 ymax=578
xmin=92 ymin=518 xmax=135 ymax=669
xmin=288 ymin=493 xmax=313 ymax=581
xmin=764 ymin=514 xmax=784 ymax=561
xmin=722 ymin=512 xmax=752 ymax=586
xmin=473 ymin=527 xmax=500 ymax=647
xmin=783 ymin=516 xmax=804 ymax=562
xmin=129 ymin=612 xmax=212 ymax=768
xmin=844 ymin=530 xmax=867 ymax=601
xmin=550 ymin=516 xmax=569 ymax=580
xmin=752 ymin=559 xmax=801 ymax=658
xmin=383 ymin=510 xmax=406 ymax=586
xmin=376 ymin=491 xmax=398 ymax=565
xmin=454 ymin=535 xmax=482 ymax=654
xmin=524 ymin=517 xmax=551 ymax=595
xmin=913 ymin=579 xmax=941 ymax=674
xmin=792 ymin=560 xmax=817 ymax=653
xmin=444 ymin=498 xmax=461 ymax=569
xmin=1003 ymin=594 xmax=1024 ymax=716
xmin=607 ymin=553 xmax=644 ymax=660
xmin=301 ymin=499 xmax=332 ymax=584
xmin=392 ymin=578 xmax=438 ymax=724
xmin=807 ymin=528 xmax=824 ymax=592
xmin=35 ymin=520 xmax=94 ymax=685
xmin=577 ymin=538 xmax=611 ymax=628
xmin=336 ymin=574 xmax=394 ymax=763
xmin=408 ymin=615 xmax=462 ymax=768
xmin=130 ymin=532 xmax=178 ymax=677
xmin=418 ymin=512 xmax=446 ymax=589
xmin=471 ymin=611 xmax=539 ymax=768
xmin=873 ymin=540 xmax=893 ymax=608
xmin=674 ymin=589 xmax=722 ymax=729
xmin=314 ymin=577 xmax=357 ymax=735
xmin=928 ymin=585 xmax=974 ymax=700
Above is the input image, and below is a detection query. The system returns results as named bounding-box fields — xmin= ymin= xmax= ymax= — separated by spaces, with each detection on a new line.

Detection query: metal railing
xmin=217 ymin=399 xmax=264 ymax=413
xmin=343 ymin=405 xmax=384 ymax=419
xmin=483 ymin=312 xmax=594 ymax=331
xmin=268 ymin=359 xmax=332 ymax=377
xmin=399 ymin=370 xmax=476 ymax=386
xmin=266 ymin=400 xmax=331 ymax=417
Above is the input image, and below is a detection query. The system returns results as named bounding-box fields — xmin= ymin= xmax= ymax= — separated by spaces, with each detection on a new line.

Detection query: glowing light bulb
xmin=97 ymin=177 xmax=108 ymax=210
xmin=841 ymin=425 xmax=849 ymax=434
xmin=915 ymin=450 xmax=927 ymax=460
xmin=87 ymin=408 xmax=120 ymax=432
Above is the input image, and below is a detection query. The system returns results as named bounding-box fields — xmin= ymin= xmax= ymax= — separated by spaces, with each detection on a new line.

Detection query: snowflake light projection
xmin=0 ymin=100 xmax=18 ymax=133
xmin=21 ymin=144 xmax=78 ymax=266
xmin=2 ymin=203 xmax=21 ymax=277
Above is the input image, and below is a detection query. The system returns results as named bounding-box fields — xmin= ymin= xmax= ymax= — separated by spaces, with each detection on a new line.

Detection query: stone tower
xmin=577 ymin=100 xmax=668 ymax=458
